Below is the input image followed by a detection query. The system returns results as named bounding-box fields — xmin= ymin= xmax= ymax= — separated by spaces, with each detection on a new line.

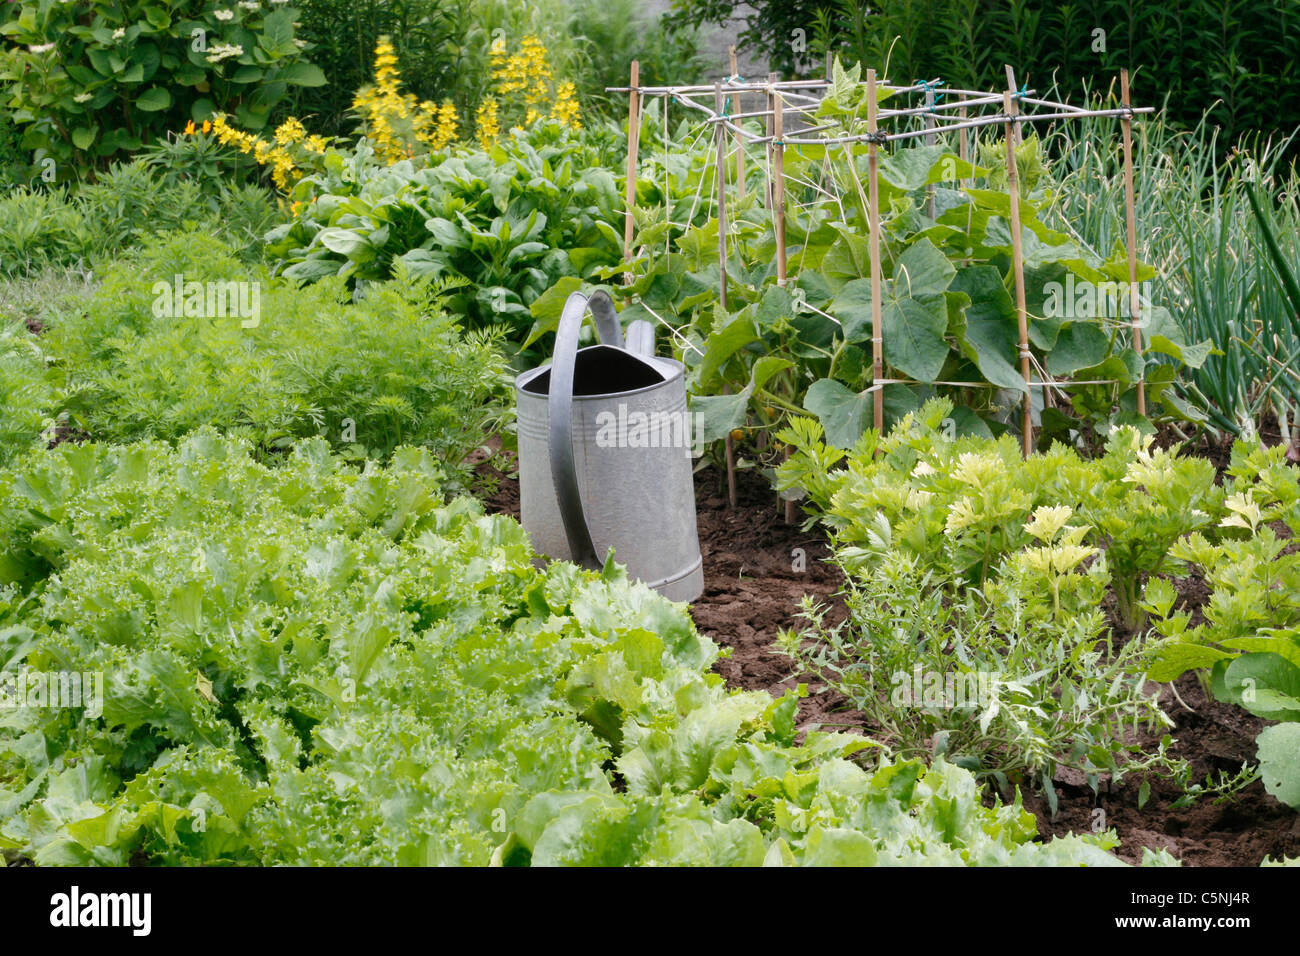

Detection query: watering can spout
xmin=624 ymin=319 xmax=655 ymax=358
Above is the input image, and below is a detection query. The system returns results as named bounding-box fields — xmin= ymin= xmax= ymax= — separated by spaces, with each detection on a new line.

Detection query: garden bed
xmin=478 ymin=443 xmax=1300 ymax=866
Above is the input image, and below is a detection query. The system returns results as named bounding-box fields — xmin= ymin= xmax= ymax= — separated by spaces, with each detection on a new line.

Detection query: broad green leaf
xmin=893 ymin=238 xmax=956 ymax=298
xmin=523 ymin=276 xmax=583 ymax=347
xmin=279 ymin=63 xmax=327 ymax=87
xmin=1257 ymin=723 xmax=1300 ymax=809
xmin=804 ymin=378 xmax=874 ymax=450
xmin=697 ymin=312 xmax=760 ymax=388
xmin=1047 ymin=322 xmax=1109 ymax=376
xmin=885 ymin=294 xmax=950 ymax=382
xmin=1218 ymin=652 xmax=1300 ymax=722
xmin=1146 ymin=641 xmax=1234 ymax=682
xmin=134 ymin=87 xmax=170 ymax=112
xmin=951 ymin=265 xmax=1026 ymax=393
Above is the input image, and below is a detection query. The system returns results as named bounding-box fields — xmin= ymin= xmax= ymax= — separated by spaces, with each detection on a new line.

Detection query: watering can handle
xmin=548 ymin=289 xmax=639 ymax=570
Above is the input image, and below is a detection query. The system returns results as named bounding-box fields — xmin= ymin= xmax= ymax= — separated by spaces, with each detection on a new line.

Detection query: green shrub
xmin=265 ymin=123 xmax=625 ymax=333
xmin=40 ymin=231 xmax=508 ymax=475
xmin=0 ymin=432 xmax=1154 ymax=865
xmin=775 ymin=400 xmax=1300 ymax=804
xmin=0 ymin=161 xmax=280 ymax=276
xmin=780 ymin=398 xmax=1222 ymax=632
xmin=0 ymin=0 xmax=325 ymax=181
xmin=0 ymin=104 xmax=28 ymax=189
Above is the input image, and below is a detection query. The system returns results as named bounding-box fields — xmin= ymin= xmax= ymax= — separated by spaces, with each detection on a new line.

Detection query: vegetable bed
xmin=479 ymin=429 xmax=1300 ymax=866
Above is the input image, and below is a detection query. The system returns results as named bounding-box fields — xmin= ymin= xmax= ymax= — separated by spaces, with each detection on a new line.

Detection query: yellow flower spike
xmin=552 ymin=81 xmax=581 ymax=129
xmin=476 ymin=97 xmax=500 ymax=150
xmin=273 ymin=117 xmax=307 ymax=146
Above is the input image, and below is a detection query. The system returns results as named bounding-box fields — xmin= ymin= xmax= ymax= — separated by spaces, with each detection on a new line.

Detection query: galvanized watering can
xmin=515 ymin=290 xmax=703 ymax=602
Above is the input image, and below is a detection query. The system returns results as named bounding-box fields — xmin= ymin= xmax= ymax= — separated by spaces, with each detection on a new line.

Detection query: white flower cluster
xmin=205 ymin=43 xmax=244 ymax=63
xmin=214 ymin=9 xmax=234 ymax=21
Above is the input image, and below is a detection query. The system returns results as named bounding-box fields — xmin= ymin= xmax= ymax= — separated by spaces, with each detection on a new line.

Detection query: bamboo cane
xmin=715 ymin=82 xmax=738 ymax=509
xmin=759 ymin=72 xmax=769 ymax=209
xmin=1004 ymin=65 xmax=1020 ymax=147
xmin=1003 ymin=86 xmax=1034 ymax=457
xmin=958 ymin=105 xmax=968 ymax=180
xmin=772 ymin=79 xmax=796 ymax=521
xmin=924 ymin=83 xmax=937 ymax=220
xmin=623 ymin=61 xmax=640 ymax=285
xmin=730 ymin=48 xmax=745 ymax=201
xmin=1121 ymin=69 xmax=1146 ymax=417
xmin=867 ymin=69 xmax=884 ymax=441
xmin=773 ymin=86 xmax=787 ymax=287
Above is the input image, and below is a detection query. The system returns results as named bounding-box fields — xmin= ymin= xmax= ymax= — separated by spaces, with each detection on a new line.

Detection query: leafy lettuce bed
xmin=0 ymin=432 xmax=1149 ymax=865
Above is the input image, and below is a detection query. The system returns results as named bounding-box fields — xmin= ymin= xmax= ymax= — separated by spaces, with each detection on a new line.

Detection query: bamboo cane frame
xmin=607 ymin=66 xmax=1157 ymax=467
xmin=773 ymin=87 xmax=788 ymax=287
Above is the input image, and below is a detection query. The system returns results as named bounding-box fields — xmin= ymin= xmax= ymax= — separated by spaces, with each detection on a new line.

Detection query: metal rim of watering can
xmin=548 ymin=289 xmax=654 ymax=571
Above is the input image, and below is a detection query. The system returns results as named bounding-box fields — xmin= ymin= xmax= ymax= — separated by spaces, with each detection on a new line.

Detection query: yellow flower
xmin=352 ymin=37 xmax=462 ymax=163
xmin=551 ymin=80 xmax=581 ymax=129
xmin=201 ymin=119 xmax=212 ymax=134
xmin=422 ymin=99 xmax=458 ymax=150
xmin=476 ymin=96 xmax=499 ymax=150
xmin=491 ymin=34 xmax=552 ymax=101
xmin=273 ymin=116 xmax=307 ymax=145
xmin=184 ymin=120 xmax=196 ymax=136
